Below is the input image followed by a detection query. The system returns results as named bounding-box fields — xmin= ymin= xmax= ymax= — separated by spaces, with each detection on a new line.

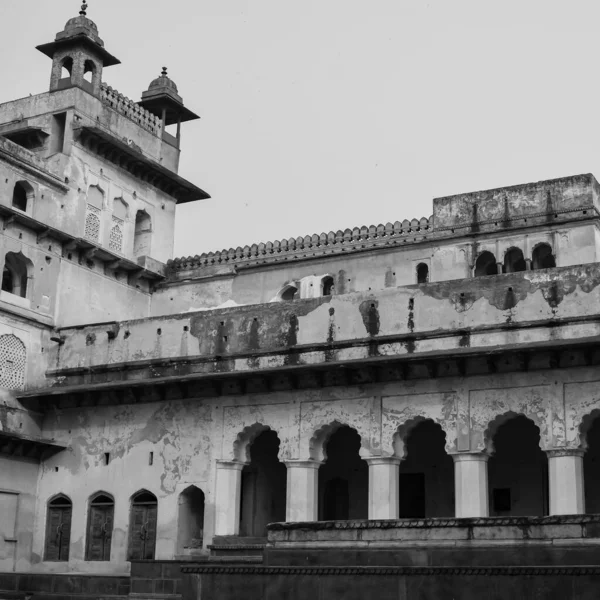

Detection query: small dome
xmin=148 ymin=67 xmax=179 ymax=94
xmin=63 ymin=14 xmax=99 ymax=36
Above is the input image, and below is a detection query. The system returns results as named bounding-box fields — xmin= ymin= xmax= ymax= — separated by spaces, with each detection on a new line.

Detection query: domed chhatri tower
xmin=36 ymin=2 xmax=120 ymax=96
xmin=140 ymin=67 xmax=200 ymax=146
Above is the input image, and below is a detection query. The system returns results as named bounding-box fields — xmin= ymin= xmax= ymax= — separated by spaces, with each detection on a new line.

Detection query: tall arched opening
xmin=398 ymin=420 xmax=454 ymax=518
xmin=318 ymin=426 xmax=367 ymax=520
xmin=128 ymin=490 xmax=158 ymax=560
xmin=239 ymin=430 xmax=286 ymax=537
xmin=85 ymin=492 xmax=114 ymax=561
xmin=474 ymin=251 xmax=498 ymax=277
xmin=504 ymin=247 xmax=526 ymax=273
xmin=134 ymin=210 xmax=152 ymax=257
xmin=532 ymin=243 xmax=556 ymax=270
xmin=583 ymin=415 xmax=600 ymax=513
xmin=487 ymin=415 xmax=548 ymax=516
xmin=44 ymin=495 xmax=72 ymax=562
xmin=177 ymin=486 xmax=205 ymax=553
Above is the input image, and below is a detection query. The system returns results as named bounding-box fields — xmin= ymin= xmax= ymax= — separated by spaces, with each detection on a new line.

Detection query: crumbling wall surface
xmin=0 ymin=456 xmax=39 ymax=573
xmin=433 ymin=173 xmax=598 ymax=231
xmin=29 ymin=364 xmax=600 ymax=575
xmin=48 ymin=263 xmax=600 ymax=374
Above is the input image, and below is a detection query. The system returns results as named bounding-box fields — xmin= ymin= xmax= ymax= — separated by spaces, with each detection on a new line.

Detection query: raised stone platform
xmin=182 ymin=515 xmax=600 ymax=599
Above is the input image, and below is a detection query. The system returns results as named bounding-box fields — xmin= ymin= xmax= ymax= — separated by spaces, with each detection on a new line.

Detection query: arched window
xmin=504 ymin=247 xmax=526 ymax=273
xmin=416 ymin=263 xmax=429 ymax=284
xmin=134 ymin=210 xmax=152 ymax=257
xmin=44 ymin=495 xmax=72 ymax=562
xmin=12 ymin=181 xmax=33 ymax=212
xmin=0 ymin=334 xmax=26 ymax=390
xmin=60 ymin=57 xmax=73 ymax=82
xmin=532 ymin=243 xmax=556 ymax=270
xmin=2 ymin=252 xmax=33 ymax=298
xmin=322 ymin=276 xmax=334 ymax=296
xmin=474 ymin=251 xmax=498 ymax=277
xmin=128 ymin=490 xmax=158 ymax=560
xmin=85 ymin=493 xmax=114 ymax=561
xmin=279 ymin=284 xmax=298 ymax=301
xmin=84 ymin=60 xmax=96 ymax=84
xmin=177 ymin=486 xmax=205 ymax=553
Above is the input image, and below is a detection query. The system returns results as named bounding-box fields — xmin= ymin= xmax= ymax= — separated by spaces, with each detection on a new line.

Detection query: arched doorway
xmin=239 ymin=430 xmax=286 ymax=537
xmin=85 ymin=492 xmax=114 ymax=561
xmin=128 ymin=490 xmax=158 ymax=560
xmin=177 ymin=486 xmax=205 ymax=552
xmin=44 ymin=495 xmax=72 ymax=562
xmin=504 ymin=247 xmax=526 ymax=273
xmin=134 ymin=210 xmax=152 ymax=257
xmin=487 ymin=415 xmax=548 ymax=516
xmin=584 ymin=415 xmax=600 ymax=513
xmin=318 ymin=426 xmax=368 ymax=520
xmin=474 ymin=251 xmax=498 ymax=277
xmin=399 ymin=420 xmax=454 ymax=518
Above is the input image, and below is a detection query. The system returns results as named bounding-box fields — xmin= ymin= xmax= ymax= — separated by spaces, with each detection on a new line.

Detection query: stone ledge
xmin=180 ymin=565 xmax=600 ymax=576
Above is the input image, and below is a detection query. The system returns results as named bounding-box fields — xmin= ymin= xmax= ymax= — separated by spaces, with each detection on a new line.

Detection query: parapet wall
xmin=167 ymin=173 xmax=600 ymax=277
xmin=39 ymin=263 xmax=600 ymax=382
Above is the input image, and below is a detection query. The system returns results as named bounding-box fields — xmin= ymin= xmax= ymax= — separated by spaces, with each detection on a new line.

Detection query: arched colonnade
xmin=213 ymin=411 xmax=600 ymax=537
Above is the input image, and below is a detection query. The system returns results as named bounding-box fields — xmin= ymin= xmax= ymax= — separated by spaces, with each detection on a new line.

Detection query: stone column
xmin=214 ymin=460 xmax=244 ymax=536
xmin=453 ymin=453 xmax=489 ymax=518
xmin=366 ymin=457 xmax=401 ymax=520
xmin=547 ymin=449 xmax=585 ymax=515
xmin=496 ymin=262 xmax=503 ymax=274
xmin=285 ymin=461 xmax=321 ymax=522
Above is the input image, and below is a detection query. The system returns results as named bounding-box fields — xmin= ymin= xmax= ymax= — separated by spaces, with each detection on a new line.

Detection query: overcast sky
xmin=1 ymin=0 xmax=599 ymax=258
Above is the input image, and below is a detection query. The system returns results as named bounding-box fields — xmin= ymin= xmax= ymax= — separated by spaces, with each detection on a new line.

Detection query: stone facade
xmin=2 ymin=5 xmax=600 ymax=600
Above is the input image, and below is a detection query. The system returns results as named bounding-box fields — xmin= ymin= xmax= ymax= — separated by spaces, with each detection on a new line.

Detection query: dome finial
xmin=80 ymin=1 xmax=88 ymax=16
xmin=161 ymin=66 xmax=168 ymax=77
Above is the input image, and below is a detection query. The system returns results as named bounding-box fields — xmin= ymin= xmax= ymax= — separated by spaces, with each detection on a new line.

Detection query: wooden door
xmin=128 ymin=502 xmax=157 ymax=560
xmin=86 ymin=500 xmax=113 ymax=561
xmin=44 ymin=500 xmax=72 ymax=561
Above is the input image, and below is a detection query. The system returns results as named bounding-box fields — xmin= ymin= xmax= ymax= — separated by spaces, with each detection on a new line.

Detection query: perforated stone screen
xmin=109 ymin=217 xmax=124 ymax=253
xmin=84 ymin=205 xmax=101 ymax=241
xmin=0 ymin=334 xmax=26 ymax=390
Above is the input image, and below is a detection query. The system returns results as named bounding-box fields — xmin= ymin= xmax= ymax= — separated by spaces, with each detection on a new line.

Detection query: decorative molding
xmin=267 ymin=514 xmax=600 ymax=531
xmin=168 ymin=217 xmax=433 ymax=272
xmin=181 ymin=565 xmax=600 ymax=576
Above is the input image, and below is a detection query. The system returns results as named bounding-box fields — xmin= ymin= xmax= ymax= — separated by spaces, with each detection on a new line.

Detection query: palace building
xmin=1 ymin=4 xmax=600 ymax=600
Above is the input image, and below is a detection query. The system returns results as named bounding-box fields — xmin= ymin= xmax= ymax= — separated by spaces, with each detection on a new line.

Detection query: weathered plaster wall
xmin=30 ymin=366 xmax=600 ymax=574
xmin=0 ymin=456 xmax=39 ymax=573
xmin=52 ymin=263 xmax=600 ymax=374
xmin=152 ymin=222 xmax=597 ymax=315
xmin=56 ymin=256 xmax=151 ymax=328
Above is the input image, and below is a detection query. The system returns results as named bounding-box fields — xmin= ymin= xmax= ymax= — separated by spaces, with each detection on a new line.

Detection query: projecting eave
xmin=75 ymin=125 xmax=210 ymax=203
xmin=138 ymin=95 xmax=200 ymax=125
xmin=36 ymin=35 xmax=121 ymax=67
xmin=0 ymin=430 xmax=67 ymax=461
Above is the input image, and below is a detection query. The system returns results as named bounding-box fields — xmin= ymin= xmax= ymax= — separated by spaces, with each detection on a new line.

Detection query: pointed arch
xmin=177 ymin=485 xmax=205 ymax=553
xmin=278 ymin=283 xmax=298 ymax=302
xmin=44 ymin=494 xmax=72 ymax=562
xmin=503 ymin=247 xmax=526 ymax=273
xmin=486 ymin=414 xmax=548 ymax=516
xmin=532 ymin=242 xmax=556 ymax=270
xmin=232 ymin=423 xmax=273 ymax=464
xmin=134 ymin=209 xmax=152 ymax=257
xmin=12 ymin=181 xmax=34 ymax=212
xmin=128 ymin=489 xmax=157 ymax=560
xmin=2 ymin=252 xmax=33 ymax=299
xmin=484 ymin=411 xmax=545 ymax=454
xmin=474 ymin=251 xmax=498 ymax=277
xmin=321 ymin=275 xmax=335 ymax=296
xmin=85 ymin=491 xmax=114 ymax=561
